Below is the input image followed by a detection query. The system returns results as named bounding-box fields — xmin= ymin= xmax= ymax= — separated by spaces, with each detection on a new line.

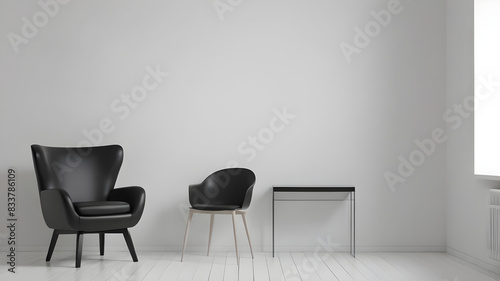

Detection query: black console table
xmin=272 ymin=185 xmax=355 ymax=257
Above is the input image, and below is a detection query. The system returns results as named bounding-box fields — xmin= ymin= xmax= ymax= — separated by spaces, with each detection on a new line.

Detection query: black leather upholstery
xmin=191 ymin=204 xmax=241 ymax=210
xmin=31 ymin=144 xmax=145 ymax=267
xmin=189 ymin=168 xmax=255 ymax=210
xmin=74 ymin=201 xmax=130 ymax=216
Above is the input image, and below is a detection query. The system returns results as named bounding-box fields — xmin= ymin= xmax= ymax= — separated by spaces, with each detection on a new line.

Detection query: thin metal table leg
xmin=272 ymin=190 xmax=275 ymax=257
xmin=350 ymin=191 xmax=353 ymax=257
xmin=353 ymin=191 xmax=356 ymax=257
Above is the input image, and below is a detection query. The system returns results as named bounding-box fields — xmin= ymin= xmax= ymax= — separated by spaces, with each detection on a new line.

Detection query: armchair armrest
xmin=40 ymin=189 xmax=79 ymax=230
xmin=109 ymin=186 xmax=145 ymax=222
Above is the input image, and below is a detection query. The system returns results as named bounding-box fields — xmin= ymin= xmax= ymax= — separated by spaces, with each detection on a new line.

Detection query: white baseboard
xmin=271 ymin=245 xmax=445 ymax=252
xmin=6 ymin=245 xmax=446 ymax=253
xmin=446 ymin=247 xmax=500 ymax=278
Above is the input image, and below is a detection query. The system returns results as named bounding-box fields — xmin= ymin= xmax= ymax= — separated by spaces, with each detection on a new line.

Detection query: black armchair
xmin=31 ymin=144 xmax=145 ymax=268
xmin=181 ymin=168 xmax=255 ymax=264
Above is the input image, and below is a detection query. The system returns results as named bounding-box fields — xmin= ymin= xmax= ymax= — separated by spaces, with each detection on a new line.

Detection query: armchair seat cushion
xmin=192 ymin=204 xmax=241 ymax=210
xmin=74 ymin=201 xmax=130 ymax=216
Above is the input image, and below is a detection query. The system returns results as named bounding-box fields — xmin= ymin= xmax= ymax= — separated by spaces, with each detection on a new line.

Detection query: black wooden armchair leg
xmin=99 ymin=232 xmax=105 ymax=256
xmin=122 ymin=229 xmax=138 ymax=262
xmin=46 ymin=230 xmax=60 ymax=262
xmin=76 ymin=232 xmax=84 ymax=268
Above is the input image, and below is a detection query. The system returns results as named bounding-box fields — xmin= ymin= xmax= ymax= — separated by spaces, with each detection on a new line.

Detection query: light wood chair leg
xmin=231 ymin=211 xmax=239 ymax=265
xmin=207 ymin=213 xmax=215 ymax=256
xmin=181 ymin=209 xmax=194 ymax=262
xmin=241 ymin=213 xmax=254 ymax=259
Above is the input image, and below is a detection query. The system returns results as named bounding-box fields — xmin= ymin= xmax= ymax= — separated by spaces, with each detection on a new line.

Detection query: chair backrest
xmin=31 ymin=144 xmax=123 ymax=202
xmin=189 ymin=168 xmax=256 ymax=210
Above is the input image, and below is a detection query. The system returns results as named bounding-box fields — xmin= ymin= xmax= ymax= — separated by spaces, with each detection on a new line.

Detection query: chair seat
xmin=192 ymin=204 xmax=241 ymax=211
xmin=74 ymin=201 xmax=130 ymax=216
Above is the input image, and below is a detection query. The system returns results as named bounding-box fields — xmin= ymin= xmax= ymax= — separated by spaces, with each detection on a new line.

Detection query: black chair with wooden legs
xmin=181 ymin=168 xmax=255 ymax=265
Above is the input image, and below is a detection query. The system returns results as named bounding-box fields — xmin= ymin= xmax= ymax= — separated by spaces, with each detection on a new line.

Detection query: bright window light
xmin=474 ymin=0 xmax=500 ymax=177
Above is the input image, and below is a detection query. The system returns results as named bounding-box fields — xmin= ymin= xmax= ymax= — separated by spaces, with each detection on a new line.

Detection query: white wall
xmin=446 ymin=0 xmax=500 ymax=274
xmin=0 ymin=0 xmax=446 ymax=252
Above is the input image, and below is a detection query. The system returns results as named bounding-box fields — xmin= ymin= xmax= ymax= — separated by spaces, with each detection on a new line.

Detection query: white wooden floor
xmin=0 ymin=251 xmax=498 ymax=281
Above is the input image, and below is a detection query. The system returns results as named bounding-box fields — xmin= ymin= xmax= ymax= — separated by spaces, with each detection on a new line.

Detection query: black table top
xmin=273 ymin=185 xmax=355 ymax=192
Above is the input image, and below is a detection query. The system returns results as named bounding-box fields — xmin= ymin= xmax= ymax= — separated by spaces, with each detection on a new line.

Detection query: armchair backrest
xmin=31 ymin=144 xmax=123 ymax=202
xmin=189 ymin=168 xmax=256 ymax=210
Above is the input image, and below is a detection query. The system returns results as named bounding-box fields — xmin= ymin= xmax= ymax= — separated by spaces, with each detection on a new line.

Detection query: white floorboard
xmin=266 ymin=254 xmax=286 ymax=281
xmin=142 ymin=252 xmax=179 ymax=281
xmin=290 ymin=252 xmax=322 ymax=281
xmin=208 ymin=252 xmax=226 ymax=281
xmin=321 ymin=252 xmax=355 ymax=281
xmin=223 ymin=252 xmax=239 ymax=281
xmin=238 ymin=254 xmax=254 ymax=281
xmin=190 ymin=254 xmax=214 ymax=281
xmin=338 ymin=253 xmax=381 ymax=281
xmin=0 ymin=251 xmax=498 ymax=281
xmin=253 ymin=253 xmax=270 ymax=281
xmin=304 ymin=252 xmax=339 ymax=281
